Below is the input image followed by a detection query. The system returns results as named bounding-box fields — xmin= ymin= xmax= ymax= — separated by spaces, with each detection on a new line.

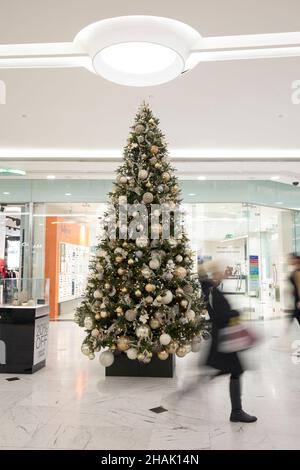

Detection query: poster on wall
xmin=249 ymin=255 xmax=259 ymax=291
xmin=33 ymin=316 xmax=49 ymax=365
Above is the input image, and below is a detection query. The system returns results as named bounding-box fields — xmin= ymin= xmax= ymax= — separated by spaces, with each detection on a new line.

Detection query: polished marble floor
xmin=1 ymin=318 xmax=300 ymax=450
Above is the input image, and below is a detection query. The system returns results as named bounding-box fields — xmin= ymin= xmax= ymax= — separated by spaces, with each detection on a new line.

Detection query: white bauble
xmin=191 ymin=337 xmax=201 ymax=353
xmin=84 ymin=317 xmax=93 ymax=330
xmin=127 ymin=348 xmax=138 ymax=360
xmin=138 ymin=169 xmax=148 ymax=180
xmin=135 ymin=250 xmax=143 ymax=258
xmin=175 ymin=255 xmax=183 ymax=263
xmin=81 ymin=344 xmax=90 ymax=356
xmin=125 ymin=309 xmax=137 ymax=321
xmin=174 ymin=266 xmax=187 ymax=279
xmin=149 ymin=258 xmax=160 ymax=270
xmin=160 ymin=290 xmax=173 ymax=305
xmin=136 ymin=237 xmax=148 ymax=248
xmin=91 ymin=328 xmax=99 ymax=338
xmin=186 ymin=309 xmax=196 ymax=321
xmin=93 ymin=290 xmax=103 ymax=299
xmin=141 ymin=266 xmax=152 ymax=278
xmin=99 ymin=351 xmax=115 ymax=367
xmin=136 ymin=325 xmax=151 ymax=338
xmin=119 ymin=176 xmax=127 ymax=184
xmin=142 ymin=192 xmax=154 ymax=204
xmin=159 ymin=333 xmax=172 ymax=346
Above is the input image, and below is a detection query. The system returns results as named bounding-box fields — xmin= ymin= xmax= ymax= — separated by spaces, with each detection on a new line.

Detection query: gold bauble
xmin=115 ymin=256 xmax=123 ymax=263
xmin=121 ymin=287 xmax=128 ymax=293
xmin=135 ymin=289 xmax=142 ymax=297
xmin=118 ymin=268 xmax=125 ymax=275
xmin=171 ymin=185 xmax=178 ymax=193
xmin=145 ymin=283 xmax=155 ymax=293
xmin=116 ymin=306 xmax=123 ymax=315
xmin=104 ymin=283 xmax=110 ymax=290
xmin=146 ymin=182 xmax=152 ymax=188
xmin=180 ymin=299 xmax=189 ymax=308
xmin=150 ymin=145 xmax=159 ymax=154
xmin=150 ymin=318 xmax=160 ymax=329
xmin=162 ymin=172 xmax=170 ymax=182
xmin=157 ymin=350 xmax=169 ymax=361
xmin=155 ymin=162 xmax=162 ymax=169
xmin=176 ymin=346 xmax=187 ymax=357
xmin=122 ymin=242 xmax=128 ymax=247
xmin=167 ymin=341 xmax=179 ymax=354
xmin=145 ymin=296 xmax=153 ymax=304
xmin=156 ymin=295 xmax=162 ymax=302
xmin=128 ymin=259 xmax=134 ymax=265
xmin=100 ymin=310 xmax=108 ymax=318
xmin=176 ymin=287 xmax=184 ymax=295
xmin=117 ymin=336 xmax=130 ymax=351
xmin=95 ymin=313 xmax=100 ymax=320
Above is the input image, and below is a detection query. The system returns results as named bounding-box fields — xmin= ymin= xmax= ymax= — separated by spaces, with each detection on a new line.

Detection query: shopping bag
xmin=218 ymin=322 xmax=257 ymax=353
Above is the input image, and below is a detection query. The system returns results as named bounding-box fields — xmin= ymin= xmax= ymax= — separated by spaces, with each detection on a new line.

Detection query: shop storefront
xmin=1 ymin=179 xmax=300 ymax=321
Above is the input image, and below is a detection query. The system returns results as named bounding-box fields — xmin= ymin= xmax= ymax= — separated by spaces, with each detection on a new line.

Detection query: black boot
xmin=229 ymin=376 xmax=257 ymax=423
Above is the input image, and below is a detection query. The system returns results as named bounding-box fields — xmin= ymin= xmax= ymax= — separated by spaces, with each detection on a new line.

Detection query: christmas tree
xmin=75 ymin=103 xmax=207 ymax=367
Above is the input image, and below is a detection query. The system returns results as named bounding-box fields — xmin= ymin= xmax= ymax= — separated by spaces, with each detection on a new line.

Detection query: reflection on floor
xmin=0 ymin=319 xmax=300 ymax=449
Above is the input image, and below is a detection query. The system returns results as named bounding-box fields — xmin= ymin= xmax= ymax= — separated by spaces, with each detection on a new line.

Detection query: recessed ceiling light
xmin=271 ymin=176 xmax=280 ymax=180
xmin=47 ymin=175 xmax=56 ymax=180
xmin=65 ymin=192 xmax=72 ymax=196
xmin=197 ymin=176 xmax=207 ymax=180
xmin=276 ymin=201 xmax=283 ymax=205
xmin=3 ymin=191 xmax=10 ymax=195
xmin=188 ymin=193 xmax=196 ymax=196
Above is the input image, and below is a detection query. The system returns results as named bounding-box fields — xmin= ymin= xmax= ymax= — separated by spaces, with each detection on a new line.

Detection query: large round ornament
xmin=117 ymin=336 xmax=130 ymax=351
xmin=91 ymin=328 xmax=99 ymax=338
xmin=142 ymin=192 xmax=154 ymax=204
xmin=160 ymin=290 xmax=173 ymax=305
xmin=127 ymin=348 xmax=138 ymax=360
xmin=150 ymin=318 xmax=160 ymax=329
xmin=81 ymin=343 xmax=90 ymax=356
xmin=159 ymin=333 xmax=171 ymax=346
xmin=135 ymin=124 xmax=145 ymax=134
xmin=145 ymin=283 xmax=155 ymax=293
xmin=99 ymin=351 xmax=114 ymax=367
xmin=150 ymin=145 xmax=159 ymax=154
xmin=175 ymin=255 xmax=183 ymax=263
xmin=186 ymin=309 xmax=196 ymax=321
xmin=136 ymin=325 xmax=151 ymax=338
xmin=149 ymin=258 xmax=160 ymax=270
xmin=176 ymin=346 xmax=187 ymax=357
xmin=138 ymin=169 xmax=148 ymax=180
xmin=162 ymin=172 xmax=170 ymax=182
xmin=136 ymin=237 xmax=148 ymax=248
xmin=175 ymin=266 xmax=187 ymax=279
xmin=158 ymin=350 xmax=169 ymax=361
xmin=84 ymin=317 xmax=93 ymax=330
xmin=141 ymin=266 xmax=152 ymax=279
xmin=125 ymin=309 xmax=137 ymax=321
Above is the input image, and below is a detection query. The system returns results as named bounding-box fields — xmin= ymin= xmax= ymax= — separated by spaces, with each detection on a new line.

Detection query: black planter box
xmin=106 ymin=352 xmax=175 ymax=378
xmin=0 ymin=305 xmax=49 ymax=374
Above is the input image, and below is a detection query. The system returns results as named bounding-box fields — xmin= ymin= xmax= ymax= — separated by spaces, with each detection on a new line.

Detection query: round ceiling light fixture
xmin=74 ymin=16 xmax=201 ymax=86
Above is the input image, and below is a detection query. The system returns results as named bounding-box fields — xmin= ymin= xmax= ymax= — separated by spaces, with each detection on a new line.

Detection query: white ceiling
xmin=0 ymin=0 xmax=299 ymax=171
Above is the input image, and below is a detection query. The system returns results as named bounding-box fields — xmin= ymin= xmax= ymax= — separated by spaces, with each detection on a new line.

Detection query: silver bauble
xmin=138 ymin=169 xmax=148 ymax=180
xmin=84 ymin=317 xmax=93 ymax=330
xmin=142 ymin=192 xmax=154 ymax=204
xmin=99 ymin=351 xmax=114 ymax=367
xmin=127 ymin=348 xmax=138 ymax=360
xmin=186 ymin=309 xmax=196 ymax=321
xmin=125 ymin=309 xmax=137 ymax=321
xmin=160 ymin=290 xmax=173 ymax=305
xmin=141 ymin=266 xmax=152 ymax=278
xmin=149 ymin=258 xmax=160 ymax=270
xmin=93 ymin=290 xmax=103 ymax=299
xmin=175 ymin=255 xmax=183 ymax=263
xmin=136 ymin=237 xmax=149 ymax=248
xmin=91 ymin=328 xmax=99 ymax=338
xmin=135 ymin=250 xmax=143 ymax=258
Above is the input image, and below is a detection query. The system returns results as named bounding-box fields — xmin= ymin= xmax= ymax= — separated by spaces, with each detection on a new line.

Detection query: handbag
xmin=218 ymin=320 xmax=257 ymax=353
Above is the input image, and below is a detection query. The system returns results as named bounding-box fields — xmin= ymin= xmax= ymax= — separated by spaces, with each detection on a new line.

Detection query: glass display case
xmin=0 ymin=278 xmax=49 ymax=307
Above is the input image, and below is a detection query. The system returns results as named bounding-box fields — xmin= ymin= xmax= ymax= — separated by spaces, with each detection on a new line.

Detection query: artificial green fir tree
xmin=75 ymin=103 xmax=207 ymax=367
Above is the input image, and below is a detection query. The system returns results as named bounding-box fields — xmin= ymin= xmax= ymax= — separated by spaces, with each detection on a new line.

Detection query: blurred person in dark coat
xmin=199 ymin=261 xmax=257 ymax=423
